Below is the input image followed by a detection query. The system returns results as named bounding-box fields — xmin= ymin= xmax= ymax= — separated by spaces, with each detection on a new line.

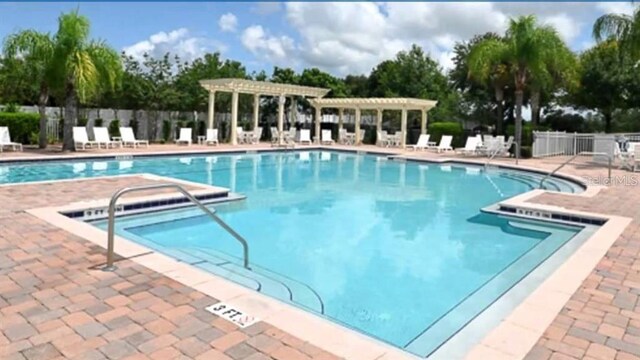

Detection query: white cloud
xmin=123 ymin=28 xmax=226 ymax=63
xmin=595 ymin=2 xmax=636 ymax=15
xmin=218 ymin=13 xmax=238 ymax=33
xmin=543 ymin=14 xmax=582 ymax=43
xmin=240 ymin=25 xmax=296 ymax=65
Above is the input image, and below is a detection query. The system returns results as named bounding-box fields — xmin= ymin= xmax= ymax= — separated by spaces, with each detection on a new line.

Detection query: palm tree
xmin=593 ymin=7 xmax=640 ymax=59
xmin=468 ymin=16 xmax=572 ymax=156
xmin=50 ymin=10 xmax=121 ymax=150
xmin=4 ymin=31 xmax=54 ymax=149
xmin=467 ymin=57 xmax=510 ymax=134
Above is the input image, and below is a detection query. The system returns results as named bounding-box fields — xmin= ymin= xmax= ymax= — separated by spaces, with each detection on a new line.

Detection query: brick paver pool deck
xmin=1 ymin=143 xmax=639 ymax=359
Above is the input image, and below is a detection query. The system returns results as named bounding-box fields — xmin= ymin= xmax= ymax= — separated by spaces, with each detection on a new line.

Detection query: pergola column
xmin=230 ymin=90 xmax=239 ymax=145
xmin=291 ymin=97 xmax=297 ymax=127
xmin=277 ymin=95 xmax=285 ymax=145
xmin=376 ymin=108 xmax=382 ymax=142
xmin=338 ymin=108 xmax=344 ymax=132
xmin=355 ymin=107 xmax=362 ymax=145
xmin=314 ymin=106 xmax=322 ymax=144
xmin=207 ymin=91 xmax=216 ymax=129
xmin=253 ymin=94 xmax=260 ymax=130
xmin=400 ymin=107 xmax=407 ymax=148
xmin=421 ymin=108 xmax=427 ymax=134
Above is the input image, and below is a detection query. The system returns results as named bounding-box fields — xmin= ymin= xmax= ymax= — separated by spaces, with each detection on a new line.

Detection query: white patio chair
xmin=455 ymin=136 xmax=480 ymax=156
xmin=236 ymin=127 xmax=244 ymax=144
xmin=434 ymin=135 xmax=454 ymax=153
xmin=634 ymin=145 xmax=640 ymax=172
xmin=176 ymin=128 xmax=192 ymax=146
xmin=120 ymin=127 xmax=149 ymax=148
xmin=338 ymin=129 xmax=347 ymax=144
xmin=73 ymin=127 xmax=98 ymax=150
xmin=249 ymin=127 xmax=263 ymax=144
xmin=299 ymin=129 xmax=312 ymax=145
xmin=321 ymin=130 xmax=334 ymax=145
xmin=94 ymin=127 xmax=120 ymax=149
xmin=0 ymin=127 xmax=23 ymax=152
xmin=205 ymin=129 xmax=219 ymax=146
xmin=408 ymin=134 xmax=431 ymax=151
xmin=270 ymin=127 xmax=279 ymax=144
xmin=377 ymin=131 xmax=389 ymax=147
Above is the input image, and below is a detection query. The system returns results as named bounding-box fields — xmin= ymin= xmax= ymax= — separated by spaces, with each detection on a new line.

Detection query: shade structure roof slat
xmin=309 ymin=97 xmax=438 ymax=110
xmin=199 ymin=78 xmax=330 ymax=98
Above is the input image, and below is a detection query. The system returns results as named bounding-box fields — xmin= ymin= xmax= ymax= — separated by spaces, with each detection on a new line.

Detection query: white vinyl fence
xmin=533 ymin=131 xmax=640 ymax=162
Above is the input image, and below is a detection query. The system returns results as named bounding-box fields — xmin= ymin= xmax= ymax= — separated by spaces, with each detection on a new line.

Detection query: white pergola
xmin=199 ymin=78 xmax=330 ymax=145
xmin=308 ymin=97 xmax=438 ymax=148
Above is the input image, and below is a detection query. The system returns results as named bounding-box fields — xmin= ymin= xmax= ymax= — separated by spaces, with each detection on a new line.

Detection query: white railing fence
xmin=533 ymin=131 xmax=640 ymax=162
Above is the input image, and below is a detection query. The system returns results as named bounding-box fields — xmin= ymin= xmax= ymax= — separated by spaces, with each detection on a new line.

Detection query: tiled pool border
xmin=4 ymin=148 xmax=629 ymax=359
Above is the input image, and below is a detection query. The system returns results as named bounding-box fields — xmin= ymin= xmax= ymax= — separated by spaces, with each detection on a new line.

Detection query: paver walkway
xmin=0 ymin=176 xmax=341 ymax=360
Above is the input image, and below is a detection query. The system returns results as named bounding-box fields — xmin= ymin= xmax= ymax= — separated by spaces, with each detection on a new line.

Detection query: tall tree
xmin=4 ymin=30 xmax=54 ymax=148
xmin=468 ymin=15 xmax=571 ymax=156
xmin=594 ymin=7 xmax=640 ymax=60
xmin=453 ymin=32 xmax=509 ymax=133
xmin=368 ymin=44 xmax=459 ymax=122
xmin=572 ymin=40 xmax=630 ymax=132
xmin=48 ymin=10 xmax=121 ymax=150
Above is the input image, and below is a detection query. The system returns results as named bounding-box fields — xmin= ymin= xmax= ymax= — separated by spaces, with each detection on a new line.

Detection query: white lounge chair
xmin=299 ymin=129 xmax=312 ymax=145
xmin=0 ymin=127 xmax=23 ymax=152
xmin=176 ymin=128 xmax=192 ymax=146
xmin=455 ymin=136 xmax=481 ymax=155
xmin=73 ymin=127 xmax=98 ymax=150
xmin=359 ymin=130 xmax=366 ymax=144
xmin=434 ymin=135 xmax=453 ymax=153
xmin=94 ymin=127 xmax=120 ymax=149
xmin=205 ymin=129 xmax=219 ymax=146
xmin=456 ymin=136 xmax=480 ymax=156
xmin=321 ymin=130 xmax=334 ymax=145
xmin=633 ymin=145 xmax=640 ymax=172
xmin=120 ymin=127 xmax=149 ymax=148
xmin=408 ymin=134 xmax=432 ymax=151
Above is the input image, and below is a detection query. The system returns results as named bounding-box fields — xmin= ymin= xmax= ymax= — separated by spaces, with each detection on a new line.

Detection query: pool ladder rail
xmin=102 ymin=183 xmax=250 ymax=271
xmin=538 ymin=151 xmax=611 ymax=189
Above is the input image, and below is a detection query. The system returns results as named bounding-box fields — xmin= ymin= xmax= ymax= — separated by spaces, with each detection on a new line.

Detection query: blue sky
xmin=0 ymin=2 xmax=636 ymax=76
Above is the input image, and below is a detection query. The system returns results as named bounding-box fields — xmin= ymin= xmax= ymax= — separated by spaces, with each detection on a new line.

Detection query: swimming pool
xmin=1 ymin=151 xmax=589 ymax=356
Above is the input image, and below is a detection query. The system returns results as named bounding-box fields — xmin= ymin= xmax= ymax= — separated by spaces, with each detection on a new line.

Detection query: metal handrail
xmin=103 ymin=184 xmax=250 ymax=271
xmin=485 ymin=141 xmax=520 ymax=168
xmin=539 ymin=151 xmax=612 ymax=189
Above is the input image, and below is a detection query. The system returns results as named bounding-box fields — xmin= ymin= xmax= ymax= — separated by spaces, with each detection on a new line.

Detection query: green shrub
xmin=162 ymin=120 xmax=171 ymax=142
xmin=519 ymin=146 xmax=532 ymax=159
xmin=428 ymin=121 xmax=463 ymax=145
xmin=506 ymin=123 xmax=549 ymax=147
xmin=0 ymin=112 xmax=39 ymax=144
xmin=94 ymin=118 xmax=104 ymax=127
xmin=197 ymin=120 xmax=206 ymax=136
xmin=2 ymin=103 xmax=20 ymax=113
xmin=77 ymin=117 xmax=88 ymax=127
xmin=108 ymin=119 xmax=120 ymax=137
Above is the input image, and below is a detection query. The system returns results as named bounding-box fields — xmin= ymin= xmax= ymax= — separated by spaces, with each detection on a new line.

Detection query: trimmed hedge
xmin=0 ymin=112 xmax=39 ymax=144
xmin=428 ymin=122 xmax=464 ymax=146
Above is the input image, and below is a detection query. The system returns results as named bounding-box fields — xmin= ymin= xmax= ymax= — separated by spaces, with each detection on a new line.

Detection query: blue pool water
xmin=1 ymin=151 xmax=586 ymax=356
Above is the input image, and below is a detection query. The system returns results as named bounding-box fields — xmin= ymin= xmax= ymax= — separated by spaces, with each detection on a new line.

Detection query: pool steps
xmin=158 ymin=245 xmax=325 ymax=314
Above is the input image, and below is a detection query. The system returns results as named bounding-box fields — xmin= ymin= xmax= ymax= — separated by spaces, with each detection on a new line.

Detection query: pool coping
xmin=6 ymin=148 xmax=629 ymax=359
